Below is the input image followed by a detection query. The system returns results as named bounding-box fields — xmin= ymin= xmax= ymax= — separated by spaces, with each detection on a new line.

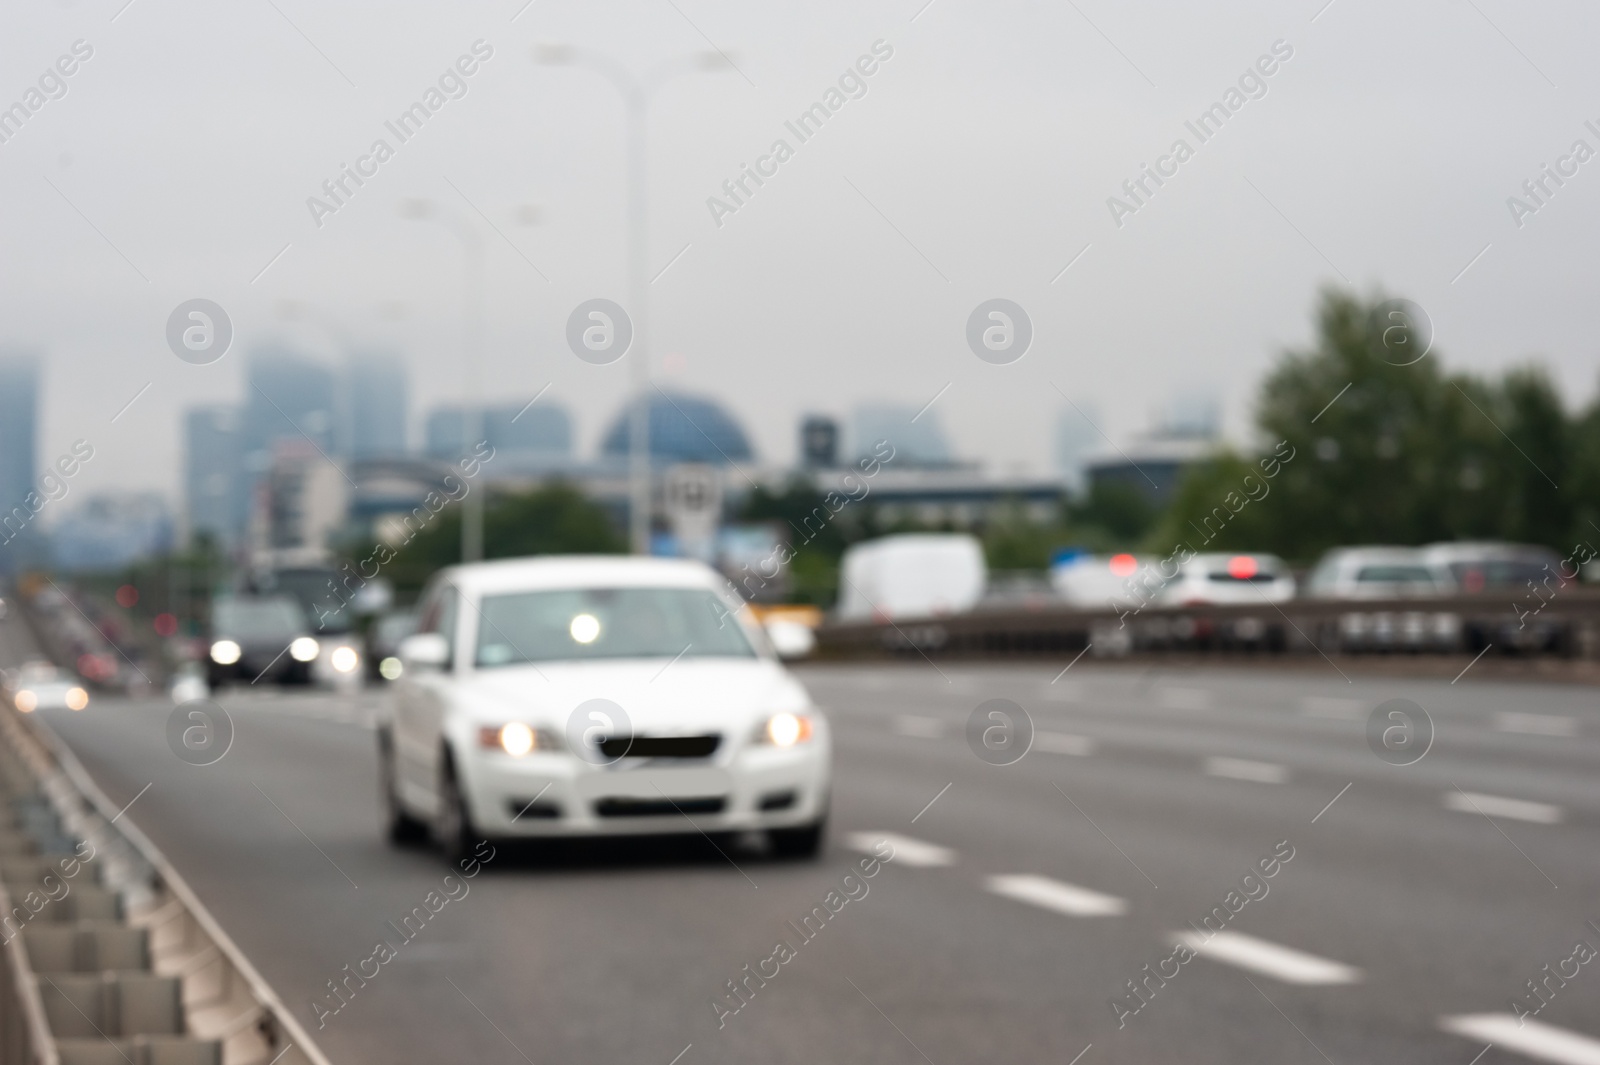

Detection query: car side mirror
xmin=398 ymin=632 xmax=450 ymax=671
xmin=765 ymin=619 xmax=816 ymax=660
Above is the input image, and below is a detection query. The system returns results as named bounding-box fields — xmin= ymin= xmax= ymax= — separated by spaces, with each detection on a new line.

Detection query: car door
xmin=394 ymin=579 xmax=458 ymax=813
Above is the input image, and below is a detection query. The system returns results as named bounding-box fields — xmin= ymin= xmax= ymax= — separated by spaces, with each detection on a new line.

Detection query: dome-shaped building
xmin=600 ymin=391 xmax=754 ymax=465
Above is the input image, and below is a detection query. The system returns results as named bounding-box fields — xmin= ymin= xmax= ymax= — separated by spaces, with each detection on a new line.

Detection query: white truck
xmin=836 ymin=534 xmax=986 ymax=622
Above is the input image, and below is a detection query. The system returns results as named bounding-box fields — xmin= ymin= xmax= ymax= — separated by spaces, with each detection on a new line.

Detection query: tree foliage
xmin=1159 ymin=288 xmax=1588 ymax=562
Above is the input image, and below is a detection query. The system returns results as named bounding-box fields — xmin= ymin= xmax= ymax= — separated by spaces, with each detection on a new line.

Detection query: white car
xmin=381 ymin=556 xmax=831 ymax=862
xmin=9 ymin=662 xmax=88 ymax=712
xmin=1158 ymin=552 xmax=1296 ymax=606
xmin=1303 ymin=546 xmax=1454 ymax=600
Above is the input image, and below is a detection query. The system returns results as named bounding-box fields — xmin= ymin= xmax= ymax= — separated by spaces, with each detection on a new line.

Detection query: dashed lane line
xmin=1445 ymin=790 xmax=1562 ymax=825
xmin=986 ymin=874 xmax=1127 ymax=917
xmin=1204 ymin=757 xmax=1288 ymax=784
xmin=1441 ymin=1014 xmax=1600 ymax=1065
xmin=846 ymin=832 xmax=955 ymax=868
xmin=1173 ymin=930 xmax=1362 ymax=985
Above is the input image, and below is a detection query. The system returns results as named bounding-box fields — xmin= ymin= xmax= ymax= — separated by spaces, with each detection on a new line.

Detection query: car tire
xmin=378 ymin=731 xmax=428 ymax=846
xmin=768 ymin=815 xmax=826 ymax=859
xmin=434 ymin=751 xmax=477 ymax=866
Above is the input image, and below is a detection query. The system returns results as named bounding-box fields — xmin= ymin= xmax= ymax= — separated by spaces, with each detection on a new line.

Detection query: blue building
xmin=344 ymin=352 xmax=408 ymax=459
xmin=0 ymin=355 xmax=39 ymax=569
xmin=600 ymin=391 xmax=754 ymax=465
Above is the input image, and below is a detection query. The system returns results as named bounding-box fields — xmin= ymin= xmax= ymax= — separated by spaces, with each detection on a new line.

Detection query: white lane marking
xmin=1441 ymin=1014 xmax=1600 ymax=1065
xmin=1034 ymin=732 xmax=1095 ymax=756
xmin=1301 ymin=696 xmax=1367 ymax=720
xmin=1445 ymin=790 xmax=1562 ymax=825
xmin=845 ymin=832 xmax=954 ymax=868
xmin=1173 ymin=930 xmax=1362 ymax=985
xmin=1160 ymin=687 xmax=1212 ymax=710
xmin=1204 ymin=756 xmax=1288 ymax=784
xmin=986 ymin=874 xmax=1127 ymax=917
xmin=1495 ymin=712 xmax=1579 ymax=737
xmin=894 ymin=715 xmax=945 ymax=738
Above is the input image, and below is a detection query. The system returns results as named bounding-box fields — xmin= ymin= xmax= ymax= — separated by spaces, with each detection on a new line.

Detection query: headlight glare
xmin=210 ymin=639 xmax=241 ymax=665
xmin=764 ymin=712 xmax=813 ymax=747
xmin=289 ymin=637 xmax=320 ymax=662
xmin=330 ymin=646 xmax=359 ymax=673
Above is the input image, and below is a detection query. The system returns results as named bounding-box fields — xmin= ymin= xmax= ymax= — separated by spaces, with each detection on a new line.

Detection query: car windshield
xmin=1356 ymin=565 xmax=1436 ymax=582
xmin=473 ymin=587 xmax=756 ymax=666
xmin=213 ymin=597 xmax=305 ymax=639
xmin=262 ymin=568 xmax=352 ymax=632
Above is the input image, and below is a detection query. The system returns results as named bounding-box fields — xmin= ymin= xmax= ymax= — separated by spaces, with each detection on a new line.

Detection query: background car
xmin=1157 ymin=552 xmax=1296 ymax=606
xmin=367 ymin=609 xmax=418 ymax=682
xmin=207 ymin=595 xmax=317 ymax=687
xmin=380 ymin=556 xmax=831 ymax=863
xmin=1303 ymin=546 xmax=1455 ymax=599
xmin=9 ymin=661 xmax=88 ymax=712
xmin=1423 ymin=541 xmax=1573 ymax=651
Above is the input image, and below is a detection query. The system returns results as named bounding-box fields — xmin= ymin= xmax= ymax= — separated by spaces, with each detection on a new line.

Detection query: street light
xmin=398 ymin=198 xmax=487 ymax=564
xmin=532 ymin=43 xmax=735 ymax=555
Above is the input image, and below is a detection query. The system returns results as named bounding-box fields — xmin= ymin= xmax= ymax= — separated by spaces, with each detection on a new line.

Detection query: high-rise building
xmin=52 ymin=493 xmax=173 ymax=572
xmin=800 ymin=415 xmax=839 ymax=468
xmin=425 ymin=403 xmax=573 ymax=463
xmin=344 ymin=352 xmax=408 ymax=459
xmin=184 ymin=406 xmax=245 ymax=546
xmin=599 ymin=391 xmax=753 ymax=465
xmin=0 ymin=355 xmax=39 ymax=568
xmin=243 ymin=347 xmax=337 ymax=471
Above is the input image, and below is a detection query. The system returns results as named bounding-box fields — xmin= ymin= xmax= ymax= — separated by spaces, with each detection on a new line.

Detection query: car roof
xmin=433 ymin=555 xmax=727 ymax=597
xmin=1421 ymin=541 xmax=1560 ymax=562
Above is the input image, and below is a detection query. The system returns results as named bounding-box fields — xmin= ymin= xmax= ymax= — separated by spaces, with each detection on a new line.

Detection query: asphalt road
xmin=7 ymin=614 xmax=1600 ymax=1064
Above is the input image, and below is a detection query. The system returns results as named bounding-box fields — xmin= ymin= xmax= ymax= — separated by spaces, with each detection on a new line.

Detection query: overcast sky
xmin=3 ymin=0 xmax=1598 ymax=512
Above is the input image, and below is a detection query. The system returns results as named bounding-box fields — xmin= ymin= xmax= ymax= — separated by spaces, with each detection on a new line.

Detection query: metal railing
xmin=0 ymin=706 xmax=335 ymax=1065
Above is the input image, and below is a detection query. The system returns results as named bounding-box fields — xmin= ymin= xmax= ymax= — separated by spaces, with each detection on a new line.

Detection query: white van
xmin=836 ymin=534 xmax=986 ymax=622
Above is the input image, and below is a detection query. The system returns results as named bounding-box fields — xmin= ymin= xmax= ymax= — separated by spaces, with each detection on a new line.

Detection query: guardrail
xmin=816 ymin=589 xmax=1600 ymax=661
xmin=0 ymin=706 xmax=333 ymax=1065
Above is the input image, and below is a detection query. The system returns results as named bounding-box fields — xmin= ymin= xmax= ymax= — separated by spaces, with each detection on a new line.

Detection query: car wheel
xmin=768 ymin=815 xmax=826 ymax=859
xmin=435 ymin=752 xmax=477 ymax=865
xmin=378 ymin=731 xmax=428 ymax=846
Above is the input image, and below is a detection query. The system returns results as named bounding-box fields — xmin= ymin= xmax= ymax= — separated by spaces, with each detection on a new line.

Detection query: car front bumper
xmin=458 ymin=741 xmax=831 ymax=838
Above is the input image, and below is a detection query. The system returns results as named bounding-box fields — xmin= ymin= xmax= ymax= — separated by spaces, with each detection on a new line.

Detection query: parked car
xmin=836 ymin=534 xmax=986 ymax=622
xmin=1303 ymin=546 xmax=1455 ymax=599
xmin=380 ymin=556 xmax=830 ymax=862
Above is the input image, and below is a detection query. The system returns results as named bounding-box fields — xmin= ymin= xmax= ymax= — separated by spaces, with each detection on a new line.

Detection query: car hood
xmin=447 ymin=657 xmax=813 ymax=734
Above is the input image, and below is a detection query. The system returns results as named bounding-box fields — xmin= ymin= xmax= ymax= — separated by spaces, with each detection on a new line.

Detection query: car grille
xmin=596 ymin=734 xmax=720 ymax=759
xmin=594 ymin=796 xmax=727 ymax=818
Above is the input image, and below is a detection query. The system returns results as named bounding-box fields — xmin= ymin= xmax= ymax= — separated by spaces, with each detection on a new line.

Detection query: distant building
xmin=52 ymin=493 xmax=173 ymax=572
xmin=0 ymin=355 xmax=39 ymax=569
xmin=850 ymin=404 xmax=955 ymax=468
xmin=243 ymin=348 xmax=337 ymax=468
xmin=1086 ymin=433 xmax=1216 ymax=506
xmin=259 ymin=439 xmax=349 ymax=565
xmin=424 ymin=402 xmax=573 ymax=466
xmin=344 ymin=352 xmax=408 ymax=459
xmin=184 ymin=406 xmax=245 ymax=546
xmin=1055 ymin=402 xmax=1102 ymax=495
xmin=800 ymin=415 xmax=839 ymax=469
xmin=599 ymin=391 xmax=753 ymax=465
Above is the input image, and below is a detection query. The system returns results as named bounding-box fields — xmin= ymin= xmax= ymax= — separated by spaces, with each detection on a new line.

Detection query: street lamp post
xmin=533 ymin=44 xmax=733 ymax=555
xmin=399 ymin=200 xmax=486 ymax=564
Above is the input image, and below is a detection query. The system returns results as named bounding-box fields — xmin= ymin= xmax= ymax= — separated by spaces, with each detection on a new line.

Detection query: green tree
xmin=383 ymin=483 xmax=624 ymax=594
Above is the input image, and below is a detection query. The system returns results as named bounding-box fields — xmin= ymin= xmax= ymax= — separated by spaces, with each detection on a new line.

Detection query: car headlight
xmin=289 ymin=637 xmax=320 ymax=662
xmin=14 ymin=690 xmax=36 ymax=713
xmin=329 ymin=646 xmax=360 ymax=673
xmin=378 ymin=656 xmax=402 ymax=680
xmin=478 ymin=723 xmax=557 ymax=756
xmin=210 ymin=639 xmax=241 ymax=665
xmin=65 ymin=687 xmax=88 ymax=711
xmin=759 ymin=712 xmax=814 ymax=748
